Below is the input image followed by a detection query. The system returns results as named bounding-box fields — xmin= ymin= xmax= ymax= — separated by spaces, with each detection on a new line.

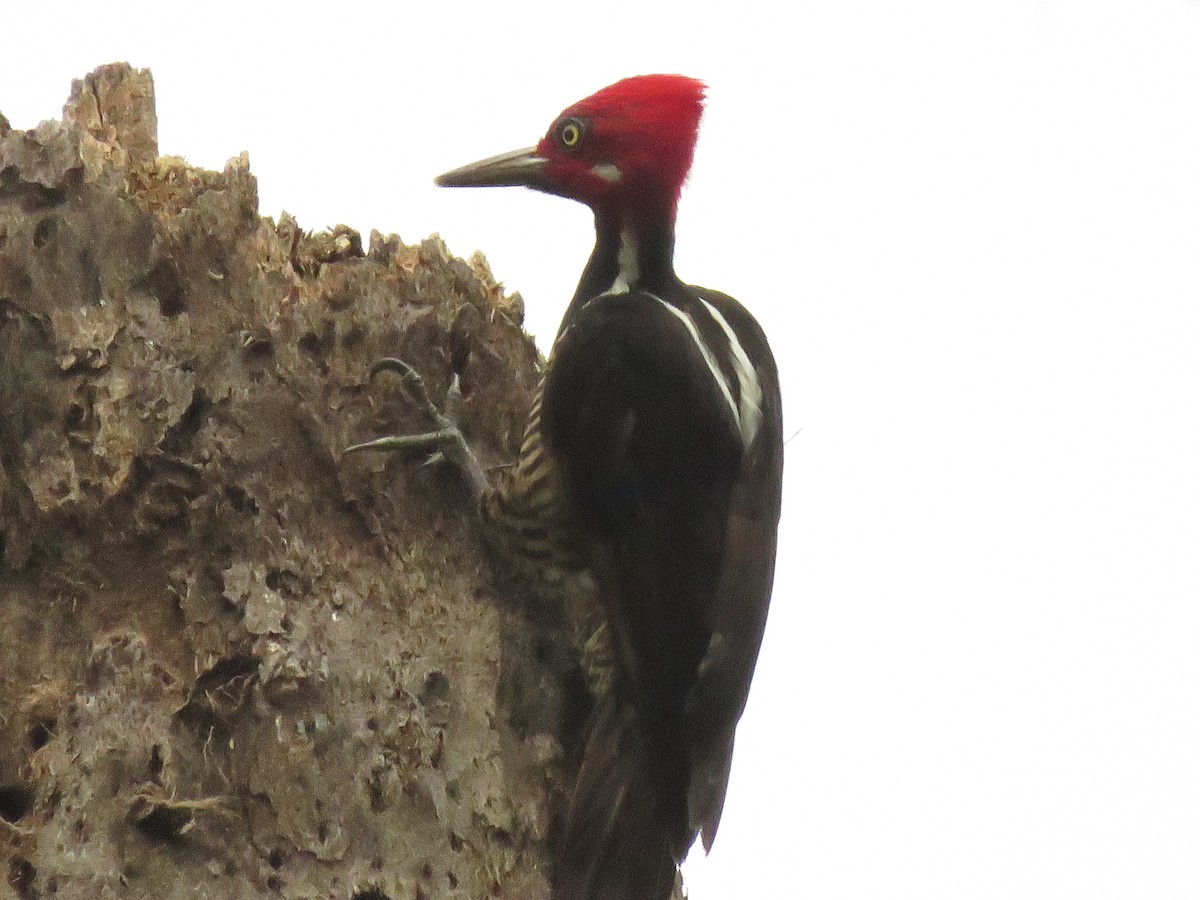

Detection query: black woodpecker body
xmin=436 ymin=75 xmax=784 ymax=900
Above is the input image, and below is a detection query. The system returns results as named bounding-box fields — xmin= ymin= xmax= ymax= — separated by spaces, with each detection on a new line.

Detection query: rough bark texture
xmin=0 ymin=63 xmax=590 ymax=900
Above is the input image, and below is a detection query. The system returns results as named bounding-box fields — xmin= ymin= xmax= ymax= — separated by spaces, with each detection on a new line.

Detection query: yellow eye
xmin=557 ymin=118 xmax=586 ymax=150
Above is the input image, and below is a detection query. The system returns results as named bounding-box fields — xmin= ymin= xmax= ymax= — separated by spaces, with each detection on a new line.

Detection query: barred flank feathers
xmin=480 ymin=376 xmax=586 ymax=574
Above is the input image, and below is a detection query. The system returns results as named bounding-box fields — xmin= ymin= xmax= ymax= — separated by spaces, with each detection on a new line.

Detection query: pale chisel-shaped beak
xmin=435 ymin=146 xmax=550 ymax=190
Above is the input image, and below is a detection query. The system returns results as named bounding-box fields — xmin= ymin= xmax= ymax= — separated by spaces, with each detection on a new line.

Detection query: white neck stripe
xmin=608 ymin=228 xmax=639 ymax=295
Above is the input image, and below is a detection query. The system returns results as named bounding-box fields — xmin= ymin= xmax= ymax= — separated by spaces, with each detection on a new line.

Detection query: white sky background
xmin=4 ymin=1 xmax=1200 ymax=897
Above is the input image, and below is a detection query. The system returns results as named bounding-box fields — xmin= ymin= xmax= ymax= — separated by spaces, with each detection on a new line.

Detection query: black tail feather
xmin=553 ymin=696 xmax=688 ymax=900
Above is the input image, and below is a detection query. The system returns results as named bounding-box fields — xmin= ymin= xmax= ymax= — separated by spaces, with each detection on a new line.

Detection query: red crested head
xmin=535 ymin=75 xmax=706 ymax=213
xmin=437 ymin=75 xmax=706 ymax=219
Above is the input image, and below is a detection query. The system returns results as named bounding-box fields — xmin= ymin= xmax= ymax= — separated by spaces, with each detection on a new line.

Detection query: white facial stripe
xmin=698 ymin=298 xmax=763 ymax=448
xmin=649 ymin=293 xmax=741 ymax=432
xmin=591 ymin=162 xmax=621 ymax=183
xmin=609 ymin=229 xmax=639 ymax=295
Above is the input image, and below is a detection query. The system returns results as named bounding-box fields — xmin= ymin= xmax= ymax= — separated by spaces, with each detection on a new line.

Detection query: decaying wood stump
xmin=0 ymin=63 xmax=595 ymax=900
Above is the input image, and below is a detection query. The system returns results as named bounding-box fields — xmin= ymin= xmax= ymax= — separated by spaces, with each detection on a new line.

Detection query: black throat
xmin=557 ymin=208 xmax=681 ymax=339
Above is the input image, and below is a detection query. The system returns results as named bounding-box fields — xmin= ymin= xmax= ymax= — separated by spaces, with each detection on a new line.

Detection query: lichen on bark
xmin=0 ymin=63 xmax=583 ymax=900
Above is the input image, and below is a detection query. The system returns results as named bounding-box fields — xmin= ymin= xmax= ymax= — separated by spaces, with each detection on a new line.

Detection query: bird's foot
xmin=343 ymin=357 xmax=489 ymax=498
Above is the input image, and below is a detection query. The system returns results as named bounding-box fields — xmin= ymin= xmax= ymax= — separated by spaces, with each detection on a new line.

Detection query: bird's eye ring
xmin=557 ymin=117 xmax=587 ymax=151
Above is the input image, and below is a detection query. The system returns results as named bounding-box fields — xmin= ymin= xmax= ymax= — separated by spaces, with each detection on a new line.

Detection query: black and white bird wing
xmin=684 ymin=287 xmax=784 ymax=851
xmin=543 ymin=287 xmax=748 ymax=700
xmin=542 ymin=286 xmax=782 ymax=897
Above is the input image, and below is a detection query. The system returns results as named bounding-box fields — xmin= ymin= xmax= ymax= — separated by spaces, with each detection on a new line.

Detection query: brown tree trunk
xmin=0 ymin=63 xmax=589 ymax=900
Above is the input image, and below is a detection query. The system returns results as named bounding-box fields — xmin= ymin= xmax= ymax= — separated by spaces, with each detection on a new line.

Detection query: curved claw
xmin=369 ymin=357 xmax=418 ymax=381
xmin=343 ymin=424 xmax=489 ymax=499
xmin=369 ymin=357 xmax=441 ymax=417
xmin=342 ymin=427 xmax=464 ymax=457
xmin=345 ymin=357 xmax=490 ymax=499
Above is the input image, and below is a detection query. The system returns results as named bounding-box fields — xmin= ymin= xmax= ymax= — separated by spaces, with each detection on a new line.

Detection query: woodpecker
xmin=433 ymin=75 xmax=784 ymax=900
xmin=355 ymin=75 xmax=783 ymax=900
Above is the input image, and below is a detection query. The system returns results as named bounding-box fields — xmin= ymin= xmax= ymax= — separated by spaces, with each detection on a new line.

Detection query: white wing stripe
xmin=698 ymin=298 xmax=763 ymax=448
xmin=649 ymin=293 xmax=742 ymax=433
